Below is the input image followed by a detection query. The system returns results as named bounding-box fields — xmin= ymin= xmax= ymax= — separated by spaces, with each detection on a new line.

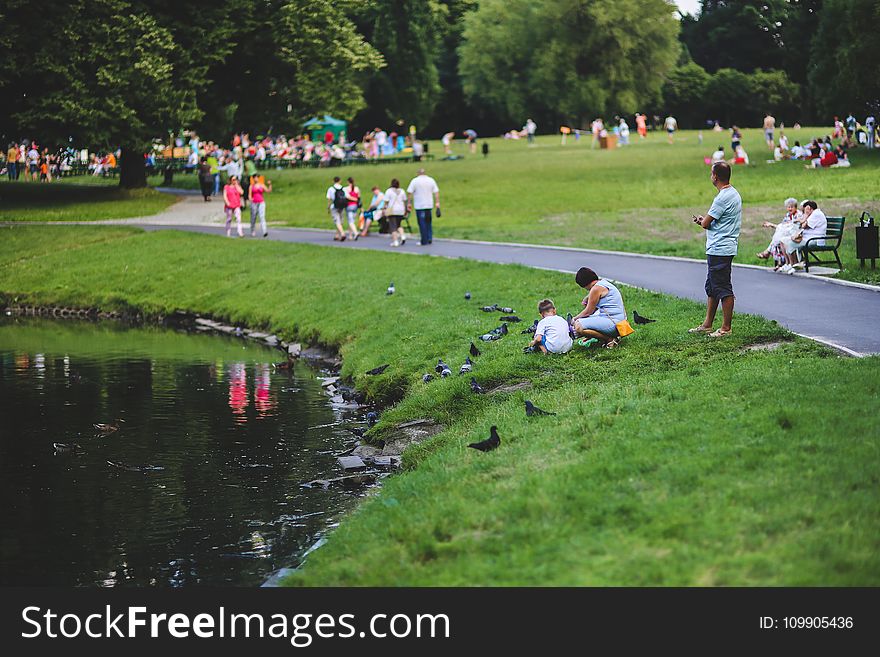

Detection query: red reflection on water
xmin=228 ymin=363 xmax=249 ymax=423
xmin=254 ymin=364 xmax=277 ymax=419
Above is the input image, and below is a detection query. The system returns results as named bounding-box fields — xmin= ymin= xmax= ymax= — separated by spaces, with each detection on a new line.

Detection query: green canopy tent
xmin=303 ymin=115 xmax=347 ymax=143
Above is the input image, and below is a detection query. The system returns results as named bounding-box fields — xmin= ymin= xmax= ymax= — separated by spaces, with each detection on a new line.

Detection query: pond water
xmin=0 ymin=317 xmax=369 ymax=587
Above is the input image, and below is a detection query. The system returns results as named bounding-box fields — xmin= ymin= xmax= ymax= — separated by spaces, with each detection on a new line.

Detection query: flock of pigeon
xmin=360 ymin=284 xmax=616 ymax=454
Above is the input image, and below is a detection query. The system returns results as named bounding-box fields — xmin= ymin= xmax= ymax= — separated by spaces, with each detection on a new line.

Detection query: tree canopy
xmin=458 ymin=0 xmax=680 ymax=127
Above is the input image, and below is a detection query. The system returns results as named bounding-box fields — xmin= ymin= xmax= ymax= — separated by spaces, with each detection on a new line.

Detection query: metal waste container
xmin=856 ymin=211 xmax=878 ymax=268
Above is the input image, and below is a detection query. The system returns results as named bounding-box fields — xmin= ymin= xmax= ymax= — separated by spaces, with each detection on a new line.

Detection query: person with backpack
xmin=326 ymin=176 xmax=347 ymax=241
xmin=344 ymin=176 xmax=361 ymax=241
xmin=383 ymin=178 xmax=408 ymax=247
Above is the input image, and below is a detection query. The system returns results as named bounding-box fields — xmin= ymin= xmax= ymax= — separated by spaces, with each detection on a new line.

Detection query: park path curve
xmin=115 ymin=193 xmax=880 ymax=356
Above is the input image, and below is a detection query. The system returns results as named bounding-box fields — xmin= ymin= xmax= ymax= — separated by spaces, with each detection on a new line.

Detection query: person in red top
xmin=809 ymin=147 xmax=838 ymax=169
xmin=223 ymin=175 xmax=244 ymax=237
xmin=249 ymin=176 xmax=272 ymax=237
xmin=635 ymin=113 xmax=647 ymax=139
xmin=344 ymin=176 xmax=361 ymax=240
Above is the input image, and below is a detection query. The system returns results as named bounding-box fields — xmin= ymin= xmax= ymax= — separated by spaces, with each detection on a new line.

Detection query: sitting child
xmin=527 ymin=299 xmax=573 ymax=354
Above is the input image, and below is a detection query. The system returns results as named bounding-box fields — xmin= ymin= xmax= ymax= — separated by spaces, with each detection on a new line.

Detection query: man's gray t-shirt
xmin=706 ymin=185 xmax=742 ymax=256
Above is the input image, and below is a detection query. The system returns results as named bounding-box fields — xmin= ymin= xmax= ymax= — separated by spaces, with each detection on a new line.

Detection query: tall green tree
xmin=809 ymin=0 xmax=880 ymax=118
xmin=458 ymin=0 xmax=680 ymax=128
xmin=662 ymin=61 xmax=711 ymax=128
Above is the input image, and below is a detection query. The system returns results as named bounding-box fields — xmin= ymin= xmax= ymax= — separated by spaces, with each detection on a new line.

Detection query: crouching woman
xmin=571 ymin=267 xmax=628 ymax=348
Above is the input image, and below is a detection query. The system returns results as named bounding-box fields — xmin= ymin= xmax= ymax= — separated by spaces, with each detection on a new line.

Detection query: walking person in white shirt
xmin=383 ymin=178 xmax=408 ymax=247
xmin=406 ymin=168 xmax=440 ymax=246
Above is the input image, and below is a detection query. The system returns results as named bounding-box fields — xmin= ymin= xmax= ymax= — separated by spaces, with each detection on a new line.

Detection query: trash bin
xmin=599 ymin=135 xmax=617 ymax=149
xmin=856 ymin=211 xmax=878 ymax=268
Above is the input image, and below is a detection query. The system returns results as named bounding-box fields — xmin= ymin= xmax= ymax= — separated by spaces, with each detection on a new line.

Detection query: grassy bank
xmin=0 ymin=181 xmax=176 ymax=222
xmin=2 ymin=225 xmax=878 ymax=585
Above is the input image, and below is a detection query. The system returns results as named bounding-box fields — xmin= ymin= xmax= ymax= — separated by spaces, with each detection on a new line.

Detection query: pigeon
xmin=481 ymin=304 xmax=499 ymax=312
xmin=366 ymin=411 xmax=379 ymax=427
xmin=525 ymin=400 xmax=556 ymax=416
xmin=422 ymin=373 xmax=434 ymax=383
xmin=459 ymin=357 xmax=472 ymax=374
xmin=94 ymin=419 xmax=124 ymax=434
xmin=469 ymin=377 xmax=485 ymax=394
xmin=53 ymin=442 xmax=81 ymax=453
xmin=633 ymin=310 xmax=656 ymax=325
xmin=339 ymin=386 xmax=366 ymax=404
xmin=465 ymin=292 xmax=471 ymax=300
xmin=499 ymin=322 xmax=508 ymax=335
xmin=521 ymin=319 xmax=539 ymax=335
xmin=346 ymin=427 xmax=366 ymax=438
xmin=273 ymin=358 xmax=293 ymax=371
xmin=468 ymin=426 xmax=501 ymax=452
xmin=366 ymin=364 xmax=390 ymax=375
xmin=440 ymin=365 xmax=452 ymax=378
xmin=479 ymin=333 xmax=500 ymax=341
xmin=469 ymin=342 xmax=482 ymax=357
xmin=386 ymin=282 xmax=395 ymax=295
xmin=499 ymin=315 xmax=521 ymax=323
xmin=435 ymin=359 xmax=449 ymax=373
xmin=499 ymin=307 xmax=515 ymax=314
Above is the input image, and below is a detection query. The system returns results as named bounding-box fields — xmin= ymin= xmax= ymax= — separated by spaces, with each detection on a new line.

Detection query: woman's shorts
xmin=385 ymin=215 xmax=403 ymax=232
xmin=575 ymin=314 xmax=618 ymax=336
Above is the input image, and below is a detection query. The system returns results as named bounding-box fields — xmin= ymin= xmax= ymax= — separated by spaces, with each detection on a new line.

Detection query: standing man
xmin=406 ymin=168 xmax=440 ymax=246
xmin=763 ymin=113 xmax=776 ymax=150
xmin=689 ymin=161 xmax=742 ymax=338
xmin=664 ymin=115 xmax=678 ymax=144
xmin=524 ymin=118 xmax=537 ymax=144
xmin=867 ymin=114 xmax=876 ymax=150
xmin=845 ymin=112 xmax=856 ymax=139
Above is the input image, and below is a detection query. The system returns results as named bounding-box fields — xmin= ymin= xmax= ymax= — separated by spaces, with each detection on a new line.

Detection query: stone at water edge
xmin=337 ymin=455 xmax=367 ymax=471
xmin=288 ymin=343 xmax=302 ymax=358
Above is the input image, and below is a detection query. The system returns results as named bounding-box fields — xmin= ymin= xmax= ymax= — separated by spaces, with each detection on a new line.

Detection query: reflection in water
xmin=0 ymin=318 xmax=372 ymax=587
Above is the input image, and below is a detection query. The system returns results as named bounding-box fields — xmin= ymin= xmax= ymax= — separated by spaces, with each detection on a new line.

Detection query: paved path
xmin=121 ymin=192 xmax=880 ymax=355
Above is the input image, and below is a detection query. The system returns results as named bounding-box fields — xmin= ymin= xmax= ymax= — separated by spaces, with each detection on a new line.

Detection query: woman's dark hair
xmin=391 ymin=178 xmax=399 ymax=188
xmin=575 ymin=267 xmax=599 ymax=288
xmin=347 ymin=177 xmax=354 ymax=185
xmin=802 ymin=200 xmax=818 ymax=210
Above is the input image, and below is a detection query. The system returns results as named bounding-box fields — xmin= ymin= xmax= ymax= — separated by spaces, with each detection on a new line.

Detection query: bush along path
xmin=2 ymin=225 xmax=879 ymax=585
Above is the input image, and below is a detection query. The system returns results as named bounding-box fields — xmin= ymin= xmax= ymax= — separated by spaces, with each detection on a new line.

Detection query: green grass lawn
xmin=2 ymin=225 xmax=878 ymax=585
xmin=0 ymin=180 xmax=176 ymax=222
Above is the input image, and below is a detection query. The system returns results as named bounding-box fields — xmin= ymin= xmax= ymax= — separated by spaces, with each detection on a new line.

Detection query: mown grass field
xmin=2 ymin=225 xmax=878 ymax=585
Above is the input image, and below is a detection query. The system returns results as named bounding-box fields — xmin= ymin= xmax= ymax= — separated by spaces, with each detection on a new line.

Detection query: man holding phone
xmin=689 ymin=161 xmax=741 ymax=338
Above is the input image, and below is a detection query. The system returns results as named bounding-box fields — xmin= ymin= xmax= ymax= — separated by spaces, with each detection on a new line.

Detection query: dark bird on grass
xmin=468 ymin=426 xmax=501 ymax=452
xmin=470 ymin=377 xmax=485 ymax=394
xmin=469 ymin=342 xmax=481 ymax=357
xmin=479 ymin=333 xmax=500 ymax=342
xmin=489 ymin=323 xmax=508 ymax=337
xmin=465 ymin=292 xmax=471 ymax=300
xmin=440 ymin=366 xmax=452 ymax=378
xmin=386 ymin=282 xmax=395 ymax=295
xmin=366 ymin=364 xmax=390 ymax=376
xmin=53 ymin=442 xmax=81 ymax=453
xmin=525 ymin=400 xmax=556 ymax=417
xmin=459 ymin=357 xmax=472 ymax=374
xmin=521 ymin=319 xmax=539 ymax=335
xmin=422 ymin=373 xmax=434 ymax=383
xmin=366 ymin=411 xmax=379 ymax=427
xmin=500 ymin=315 xmax=521 ymax=323
xmin=633 ymin=310 xmax=656 ymax=325
xmin=481 ymin=304 xmax=498 ymax=312
xmin=499 ymin=307 xmax=515 ymax=314
xmin=94 ymin=419 xmax=124 ymax=434
xmin=435 ymin=359 xmax=448 ymax=373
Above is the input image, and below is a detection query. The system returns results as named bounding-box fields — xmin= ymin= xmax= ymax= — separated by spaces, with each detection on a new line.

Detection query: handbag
xmin=615 ymin=319 xmax=635 ymax=337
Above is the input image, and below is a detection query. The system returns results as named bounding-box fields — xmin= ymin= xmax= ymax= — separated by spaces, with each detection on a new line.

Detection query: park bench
xmin=802 ymin=216 xmax=844 ymax=272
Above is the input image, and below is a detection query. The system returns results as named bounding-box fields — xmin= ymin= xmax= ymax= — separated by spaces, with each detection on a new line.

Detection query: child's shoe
xmin=576 ymin=337 xmax=599 ymax=348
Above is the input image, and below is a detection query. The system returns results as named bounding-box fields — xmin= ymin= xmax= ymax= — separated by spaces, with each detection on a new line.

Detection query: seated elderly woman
xmin=757 ymin=197 xmax=801 ymax=270
xmin=777 ymin=200 xmax=828 ymax=274
xmin=570 ymin=267 xmax=628 ymax=349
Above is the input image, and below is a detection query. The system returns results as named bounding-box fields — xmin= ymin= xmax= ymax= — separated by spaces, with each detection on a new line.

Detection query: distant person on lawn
xmin=326 ymin=176 xmax=347 ymax=241
xmin=223 ymin=175 xmax=244 ymax=238
xmin=571 ymin=267 xmax=628 ymax=349
xmin=527 ymin=299 xmax=573 ymax=354
xmin=406 ymin=168 xmax=440 ymax=245
xmin=690 ymin=161 xmax=742 ymax=337
xmin=249 ymin=175 xmax=272 ymax=237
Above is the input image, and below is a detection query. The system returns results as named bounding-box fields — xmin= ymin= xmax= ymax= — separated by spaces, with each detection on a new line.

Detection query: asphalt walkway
xmin=129 ymin=202 xmax=880 ymax=355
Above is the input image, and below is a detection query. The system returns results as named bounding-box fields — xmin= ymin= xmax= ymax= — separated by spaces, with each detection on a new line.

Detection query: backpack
xmin=332 ymin=186 xmax=347 ymax=209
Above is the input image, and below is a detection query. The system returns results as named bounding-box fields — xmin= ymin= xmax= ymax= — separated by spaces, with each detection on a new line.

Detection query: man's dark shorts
xmin=705 ymin=254 xmax=734 ymax=300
